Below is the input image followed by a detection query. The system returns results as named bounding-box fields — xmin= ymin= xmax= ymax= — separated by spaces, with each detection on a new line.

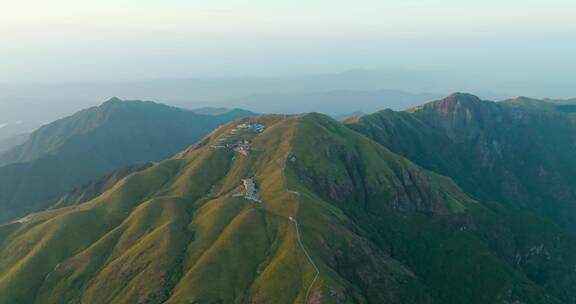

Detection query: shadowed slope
xmin=0 ymin=99 xmax=255 ymax=223
xmin=347 ymin=93 xmax=576 ymax=231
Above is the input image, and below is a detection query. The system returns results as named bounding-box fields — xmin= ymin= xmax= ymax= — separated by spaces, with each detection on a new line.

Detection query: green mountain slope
xmin=49 ymin=162 xmax=154 ymax=209
xmin=1 ymin=114 xmax=575 ymax=304
xmin=347 ymin=93 xmax=576 ymax=231
xmin=0 ymin=98 xmax=254 ymax=223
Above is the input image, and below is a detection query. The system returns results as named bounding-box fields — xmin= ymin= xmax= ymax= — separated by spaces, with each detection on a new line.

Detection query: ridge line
xmin=282 ymin=139 xmax=320 ymax=303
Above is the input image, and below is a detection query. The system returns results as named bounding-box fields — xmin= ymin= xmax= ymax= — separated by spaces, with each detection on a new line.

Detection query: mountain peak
xmin=406 ymin=93 xmax=483 ymax=113
xmin=445 ymin=92 xmax=481 ymax=101
xmin=102 ymin=97 xmax=123 ymax=106
xmin=0 ymin=98 xmax=255 ymax=222
xmin=430 ymin=92 xmax=484 ymax=109
xmin=432 ymin=92 xmax=488 ymax=111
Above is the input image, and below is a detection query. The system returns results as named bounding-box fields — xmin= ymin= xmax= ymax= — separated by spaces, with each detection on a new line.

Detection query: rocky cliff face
xmin=348 ymin=93 xmax=576 ymax=231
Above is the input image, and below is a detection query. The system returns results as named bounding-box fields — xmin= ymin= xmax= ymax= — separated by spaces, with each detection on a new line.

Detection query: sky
xmin=0 ymin=0 xmax=574 ymax=84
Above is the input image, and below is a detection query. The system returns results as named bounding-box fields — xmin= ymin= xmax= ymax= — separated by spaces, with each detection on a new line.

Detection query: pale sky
xmin=0 ymin=0 xmax=575 ymax=83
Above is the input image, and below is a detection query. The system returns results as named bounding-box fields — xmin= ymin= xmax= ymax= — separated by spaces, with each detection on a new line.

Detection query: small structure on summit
xmin=241 ymin=177 xmax=262 ymax=202
xmin=226 ymin=139 xmax=251 ymax=156
xmin=235 ymin=123 xmax=265 ymax=133
xmin=287 ymin=152 xmax=297 ymax=162
xmin=230 ymin=177 xmax=261 ymax=202
xmin=211 ymin=122 xmax=264 ymax=151
xmin=14 ymin=215 xmax=32 ymax=224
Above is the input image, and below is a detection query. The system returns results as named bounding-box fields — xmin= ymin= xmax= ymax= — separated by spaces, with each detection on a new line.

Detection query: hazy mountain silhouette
xmin=0 ymin=98 xmax=254 ymax=222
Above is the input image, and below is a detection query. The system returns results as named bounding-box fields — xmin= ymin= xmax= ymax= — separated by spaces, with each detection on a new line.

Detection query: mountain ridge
xmin=1 ymin=112 xmax=575 ymax=303
xmin=0 ymin=98 xmax=255 ymax=223
xmin=347 ymin=92 xmax=576 ymax=231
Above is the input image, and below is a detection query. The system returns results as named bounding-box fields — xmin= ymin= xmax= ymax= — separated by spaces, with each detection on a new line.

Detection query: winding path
xmin=293 ymin=217 xmax=320 ymax=304
xmin=282 ymin=151 xmax=320 ymax=304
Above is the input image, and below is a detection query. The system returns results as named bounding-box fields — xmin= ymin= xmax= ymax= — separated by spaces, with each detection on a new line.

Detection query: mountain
xmin=544 ymin=97 xmax=576 ymax=105
xmin=0 ymin=120 xmax=33 ymax=143
xmin=0 ymin=98 xmax=253 ymax=166
xmin=190 ymin=107 xmax=235 ymax=115
xmin=0 ymin=133 xmax=28 ymax=153
xmin=0 ymin=98 xmax=254 ymax=223
xmin=49 ymin=162 xmax=154 ymax=209
xmin=2 ymin=69 xmax=461 ymax=129
xmin=331 ymin=111 xmax=365 ymax=121
xmin=1 ymin=113 xmax=575 ymax=304
xmin=0 ymin=97 xmax=94 ymax=142
xmin=347 ymin=93 xmax=576 ymax=231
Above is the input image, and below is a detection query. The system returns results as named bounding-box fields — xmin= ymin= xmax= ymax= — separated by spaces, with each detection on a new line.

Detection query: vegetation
xmin=347 ymin=93 xmax=576 ymax=231
xmin=1 ymin=113 xmax=575 ymax=303
xmin=0 ymin=98 xmax=254 ymax=223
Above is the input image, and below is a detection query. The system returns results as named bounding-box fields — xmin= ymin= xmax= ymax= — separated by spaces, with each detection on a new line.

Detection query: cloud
xmin=0 ymin=123 xmax=7 ymax=129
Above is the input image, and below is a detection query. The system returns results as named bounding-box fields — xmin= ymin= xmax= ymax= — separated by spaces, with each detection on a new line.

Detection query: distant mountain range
xmin=0 ymin=98 xmax=254 ymax=223
xmin=3 ymin=70 xmax=573 ymax=143
xmin=0 ymin=88 xmax=441 ymax=140
xmin=218 ymin=89 xmax=441 ymax=115
xmin=1 ymin=93 xmax=576 ymax=303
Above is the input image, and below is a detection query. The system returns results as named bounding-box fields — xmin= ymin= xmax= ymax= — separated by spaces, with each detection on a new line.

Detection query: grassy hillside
xmin=0 ymin=114 xmax=575 ymax=303
xmin=0 ymin=99 xmax=254 ymax=223
xmin=50 ymin=162 xmax=154 ymax=209
xmin=347 ymin=93 xmax=576 ymax=231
